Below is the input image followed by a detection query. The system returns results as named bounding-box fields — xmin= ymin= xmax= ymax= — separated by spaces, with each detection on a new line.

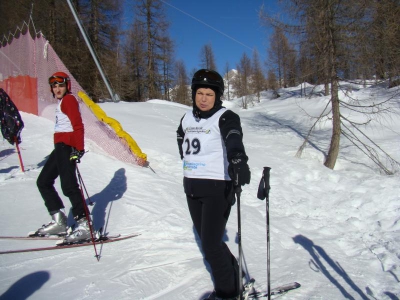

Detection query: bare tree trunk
xmin=323 ymin=54 xmax=330 ymax=96
xmin=146 ymin=3 xmax=155 ymax=99
xmin=200 ymin=43 xmax=217 ymax=71
xmin=323 ymin=1 xmax=340 ymax=169
xmin=324 ymin=79 xmax=340 ymax=169
xmin=324 ymin=63 xmax=333 ymax=96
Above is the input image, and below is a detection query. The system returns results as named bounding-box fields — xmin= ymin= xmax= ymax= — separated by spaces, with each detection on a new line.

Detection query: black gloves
xmin=228 ymin=154 xmax=251 ymax=186
xmin=70 ymin=148 xmax=85 ymax=163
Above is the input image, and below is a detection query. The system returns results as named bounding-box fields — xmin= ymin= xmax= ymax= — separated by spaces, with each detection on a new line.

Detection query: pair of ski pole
xmin=235 ymin=167 xmax=271 ymax=300
xmin=75 ymin=163 xmax=99 ymax=261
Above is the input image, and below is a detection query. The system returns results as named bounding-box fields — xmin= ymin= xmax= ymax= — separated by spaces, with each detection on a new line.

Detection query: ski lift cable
xmin=160 ymin=0 xmax=253 ymax=51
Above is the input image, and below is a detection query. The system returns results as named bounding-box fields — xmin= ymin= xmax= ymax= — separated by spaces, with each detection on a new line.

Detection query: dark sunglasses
xmin=193 ymin=70 xmax=222 ymax=84
xmin=49 ymin=76 xmax=69 ymax=86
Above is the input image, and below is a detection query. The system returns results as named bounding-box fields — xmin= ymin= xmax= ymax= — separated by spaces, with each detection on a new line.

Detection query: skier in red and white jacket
xmin=33 ymin=71 xmax=89 ymax=243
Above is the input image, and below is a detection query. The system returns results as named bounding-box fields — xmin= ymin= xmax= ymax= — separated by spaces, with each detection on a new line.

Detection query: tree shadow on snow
xmin=245 ymin=112 xmax=328 ymax=158
xmin=67 ymin=168 xmax=127 ymax=234
xmin=293 ymin=235 xmax=371 ymax=299
xmin=383 ymin=292 xmax=399 ymax=300
xmin=0 ymin=271 xmax=50 ymax=300
xmin=366 ymin=287 xmax=399 ymax=300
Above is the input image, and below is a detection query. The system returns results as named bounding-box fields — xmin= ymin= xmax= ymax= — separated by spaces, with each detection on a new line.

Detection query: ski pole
xmin=265 ymin=168 xmax=271 ymax=300
xmin=76 ymin=163 xmax=93 ymax=205
xmin=14 ymin=137 xmax=24 ymax=172
xmin=237 ymin=186 xmax=243 ymax=299
xmin=257 ymin=167 xmax=271 ymax=300
xmin=234 ymin=171 xmax=244 ymax=299
xmin=76 ymin=163 xmax=99 ymax=261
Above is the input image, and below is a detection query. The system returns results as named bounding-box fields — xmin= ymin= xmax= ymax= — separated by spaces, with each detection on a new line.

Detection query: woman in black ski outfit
xmin=177 ymin=69 xmax=251 ymax=300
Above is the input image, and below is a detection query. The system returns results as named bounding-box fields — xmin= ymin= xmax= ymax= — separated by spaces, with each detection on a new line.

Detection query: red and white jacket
xmin=54 ymin=94 xmax=84 ymax=151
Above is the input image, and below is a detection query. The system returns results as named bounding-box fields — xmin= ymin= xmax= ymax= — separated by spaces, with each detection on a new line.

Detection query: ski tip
xmin=244 ymin=278 xmax=255 ymax=288
xmin=248 ymin=278 xmax=256 ymax=284
xmin=27 ymin=231 xmax=66 ymax=238
xmin=55 ymin=239 xmax=66 ymax=246
xmin=249 ymin=281 xmax=301 ymax=298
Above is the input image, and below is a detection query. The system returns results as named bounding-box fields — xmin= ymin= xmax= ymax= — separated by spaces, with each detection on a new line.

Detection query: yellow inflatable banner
xmin=78 ymin=91 xmax=147 ymax=163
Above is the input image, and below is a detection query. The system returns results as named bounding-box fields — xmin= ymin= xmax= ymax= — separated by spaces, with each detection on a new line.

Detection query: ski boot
xmin=31 ymin=210 xmax=67 ymax=237
xmin=63 ymin=217 xmax=91 ymax=244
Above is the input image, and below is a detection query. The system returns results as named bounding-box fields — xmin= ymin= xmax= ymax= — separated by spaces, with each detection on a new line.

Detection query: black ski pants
xmin=185 ymin=178 xmax=239 ymax=298
xmin=37 ymin=142 xmax=85 ymax=219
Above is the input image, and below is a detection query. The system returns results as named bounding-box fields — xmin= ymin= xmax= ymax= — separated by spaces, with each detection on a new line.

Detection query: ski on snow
xmin=0 ymin=233 xmax=140 ymax=254
xmin=243 ymin=278 xmax=256 ymax=300
xmin=0 ymin=235 xmax=63 ymax=240
xmin=0 ymin=233 xmax=121 ymax=241
xmin=248 ymin=281 xmax=301 ymax=298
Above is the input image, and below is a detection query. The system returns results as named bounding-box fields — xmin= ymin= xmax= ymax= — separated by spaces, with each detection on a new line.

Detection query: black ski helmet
xmin=191 ymin=69 xmax=224 ymax=95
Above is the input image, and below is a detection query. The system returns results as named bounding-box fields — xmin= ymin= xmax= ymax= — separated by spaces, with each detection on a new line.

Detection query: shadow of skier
xmin=85 ymin=168 xmax=127 ymax=232
xmin=0 ymin=165 xmax=19 ymax=174
xmin=293 ymin=234 xmax=369 ymax=299
xmin=0 ymin=271 xmax=50 ymax=300
xmin=0 ymin=148 xmax=15 ymax=160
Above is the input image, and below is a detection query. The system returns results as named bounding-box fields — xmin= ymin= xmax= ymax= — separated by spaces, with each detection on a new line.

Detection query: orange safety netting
xmin=0 ymin=76 xmax=38 ymax=115
xmin=0 ymin=31 xmax=147 ymax=166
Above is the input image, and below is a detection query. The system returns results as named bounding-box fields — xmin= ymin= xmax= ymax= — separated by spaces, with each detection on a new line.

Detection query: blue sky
xmin=162 ymin=0 xmax=276 ymax=75
xmin=121 ymin=1 xmax=281 ymax=76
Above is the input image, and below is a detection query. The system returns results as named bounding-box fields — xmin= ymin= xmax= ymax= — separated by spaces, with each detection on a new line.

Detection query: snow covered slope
xmin=0 ymin=82 xmax=399 ymax=299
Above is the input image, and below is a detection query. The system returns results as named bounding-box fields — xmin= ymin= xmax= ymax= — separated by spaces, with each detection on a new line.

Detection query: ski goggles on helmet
xmin=192 ymin=69 xmax=223 ymax=85
xmin=48 ymin=76 xmax=69 ymax=86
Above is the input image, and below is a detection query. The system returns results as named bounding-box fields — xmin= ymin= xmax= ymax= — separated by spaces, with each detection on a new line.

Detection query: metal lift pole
xmin=66 ymin=0 xmax=118 ymax=102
